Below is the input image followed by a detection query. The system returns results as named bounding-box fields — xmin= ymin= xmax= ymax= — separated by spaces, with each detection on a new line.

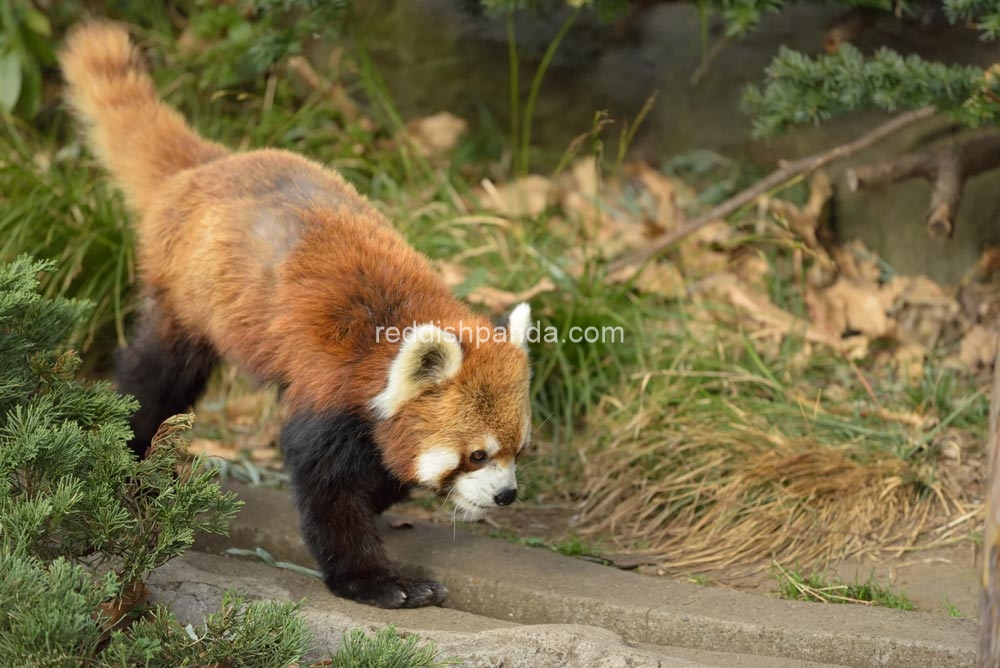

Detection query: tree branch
xmin=846 ymin=133 xmax=1000 ymax=238
xmin=608 ymin=106 xmax=938 ymax=277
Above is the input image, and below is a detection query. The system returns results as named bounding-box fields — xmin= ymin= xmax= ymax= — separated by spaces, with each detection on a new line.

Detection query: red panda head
xmin=372 ymin=303 xmax=532 ymax=519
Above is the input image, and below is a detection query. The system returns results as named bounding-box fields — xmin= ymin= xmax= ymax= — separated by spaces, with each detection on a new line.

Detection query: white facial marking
xmin=452 ymin=461 xmax=518 ymax=521
xmin=370 ymin=323 xmax=463 ymax=419
xmin=484 ymin=434 xmax=500 ymax=456
xmin=507 ymin=302 xmax=531 ymax=350
xmin=415 ymin=448 xmax=460 ymax=487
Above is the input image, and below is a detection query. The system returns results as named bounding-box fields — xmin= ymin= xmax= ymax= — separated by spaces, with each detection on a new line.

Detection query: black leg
xmin=116 ymin=300 xmax=217 ymax=459
xmin=281 ymin=410 xmax=444 ymax=609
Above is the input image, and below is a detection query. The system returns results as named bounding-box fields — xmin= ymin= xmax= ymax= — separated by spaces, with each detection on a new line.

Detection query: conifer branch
xmin=846 ymin=133 xmax=1000 ymax=238
xmin=743 ymin=44 xmax=1000 ymax=138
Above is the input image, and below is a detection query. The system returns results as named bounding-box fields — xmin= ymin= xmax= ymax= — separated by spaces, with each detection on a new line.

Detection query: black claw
xmin=330 ymin=575 xmax=448 ymax=609
xmin=398 ymin=579 xmax=448 ymax=608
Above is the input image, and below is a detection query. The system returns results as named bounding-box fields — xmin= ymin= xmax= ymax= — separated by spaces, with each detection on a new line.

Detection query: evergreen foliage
xmin=99 ymin=592 xmax=310 ymax=668
xmin=742 ymin=44 xmax=1000 ymax=136
xmin=0 ymin=256 xmax=311 ymax=666
xmin=737 ymin=0 xmax=1000 ymax=135
xmin=0 ymin=553 xmax=121 ymax=666
xmin=945 ymin=0 xmax=1000 ymax=38
xmin=0 ymin=257 xmax=241 ymax=582
xmin=329 ymin=626 xmax=454 ymax=668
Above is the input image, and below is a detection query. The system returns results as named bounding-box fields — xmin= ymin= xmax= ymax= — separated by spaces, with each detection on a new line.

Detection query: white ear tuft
xmin=370 ymin=324 xmax=463 ymax=419
xmin=507 ymin=302 xmax=531 ymax=350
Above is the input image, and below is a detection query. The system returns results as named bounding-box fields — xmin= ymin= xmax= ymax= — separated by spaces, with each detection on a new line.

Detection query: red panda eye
xmin=470 ymin=450 xmax=488 ymax=463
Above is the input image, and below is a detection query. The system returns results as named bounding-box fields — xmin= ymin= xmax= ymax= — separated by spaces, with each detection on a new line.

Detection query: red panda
xmin=59 ymin=21 xmax=532 ymax=609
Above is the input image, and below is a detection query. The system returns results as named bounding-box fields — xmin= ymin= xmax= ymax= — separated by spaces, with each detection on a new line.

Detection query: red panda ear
xmin=370 ymin=324 xmax=463 ymax=419
xmin=507 ymin=302 xmax=531 ymax=351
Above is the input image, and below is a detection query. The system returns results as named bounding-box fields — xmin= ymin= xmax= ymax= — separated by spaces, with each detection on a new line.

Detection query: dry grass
xmin=575 ymin=326 xmax=986 ymax=576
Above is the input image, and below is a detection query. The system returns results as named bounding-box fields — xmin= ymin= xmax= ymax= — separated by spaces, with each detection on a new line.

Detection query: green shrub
xmin=0 ymin=256 xmax=314 ymax=666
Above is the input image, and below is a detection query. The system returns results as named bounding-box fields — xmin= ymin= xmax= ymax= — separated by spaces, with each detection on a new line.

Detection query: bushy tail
xmin=59 ymin=21 xmax=227 ymax=215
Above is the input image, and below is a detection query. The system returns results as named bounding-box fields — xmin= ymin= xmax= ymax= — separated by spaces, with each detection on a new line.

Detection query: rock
xmin=146 ymin=552 xmax=703 ymax=667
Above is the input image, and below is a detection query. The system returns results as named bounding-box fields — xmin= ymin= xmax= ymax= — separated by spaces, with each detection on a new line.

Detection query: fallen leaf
xmin=405 ymin=111 xmax=468 ymax=157
xmin=558 ymin=157 xmax=604 ymax=228
xmin=686 ymin=219 xmax=734 ymax=247
xmin=959 ymin=324 xmax=998 ymax=369
xmin=225 ymin=393 xmax=273 ymax=425
xmin=188 ymin=438 xmax=237 ymax=459
xmin=249 ymin=447 xmax=281 ymax=464
xmin=892 ymin=342 xmax=927 ymax=382
xmin=478 ymin=175 xmax=555 ymax=217
xmin=700 ymin=273 xmax=844 ymax=349
xmin=678 ymin=220 xmax=735 ymax=278
xmin=958 ymin=281 xmax=1000 ymax=322
xmin=96 ymin=580 xmax=148 ymax=640
xmin=436 ymin=260 xmax=557 ymax=311
xmin=812 ymin=277 xmax=894 ymax=340
xmin=830 ymin=239 xmax=881 ymax=283
xmin=569 ymin=155 xmax=600 ymax=198
xmin=611 ymin=261 xmax=687 ymax=299
xmin=436 ymin=261 xmax=467 ymax=289
xmin=765 ymin=171 xmax=832 ymax=251
xmin=468 ymin=277 xmax=557 ymax=312
xmin=729 ymin=248 xmax=770 ymax=294
xmin=884 ymin=275 xmax=960 ymax=348
xmin=621 ymin=161 xmax=683 ymax=236
xmin=679 ymin=246 xmax=730 ymax=279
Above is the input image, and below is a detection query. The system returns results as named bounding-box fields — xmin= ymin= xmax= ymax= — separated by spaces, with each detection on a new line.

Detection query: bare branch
xmin=844 ymin=151 xmax=931 ymax=189
xmin=608 ymin=107 xmax=938 ymax=277
xmin=927 ymin=151 xmax=963 ymax=238
xmin=846 ymin=133 xmax=1000 ymax=238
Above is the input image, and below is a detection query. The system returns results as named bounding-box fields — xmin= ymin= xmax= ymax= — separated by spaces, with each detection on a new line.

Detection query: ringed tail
xmin=58 ymin=21 xmax=228 ymax=215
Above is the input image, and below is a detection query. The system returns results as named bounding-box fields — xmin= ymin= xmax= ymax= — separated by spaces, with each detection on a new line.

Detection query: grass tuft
xmin=330 ymin=626 xmax=454 ymax=668
xmin=574 ymin=313 xmax=986 ymax=575
xmin=773 ymin=562 xmax=915 ymax=610
xmin=943 ymin=598 xmax=967 ymax=618
xmin=0 ymin=118 xmax=133 ymax=350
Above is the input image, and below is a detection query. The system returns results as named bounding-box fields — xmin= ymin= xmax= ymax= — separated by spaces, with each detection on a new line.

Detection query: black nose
xmin=494 ymin=488 xmax=517 ymax=506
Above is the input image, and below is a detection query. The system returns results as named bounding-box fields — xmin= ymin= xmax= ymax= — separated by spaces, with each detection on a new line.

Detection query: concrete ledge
xmin=151 ymin=551 xmax=712 ymax=667
xmin=196 ymin=481 xmax=976 ymax=668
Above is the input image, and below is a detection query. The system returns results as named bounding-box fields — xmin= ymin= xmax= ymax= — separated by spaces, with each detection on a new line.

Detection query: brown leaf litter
xmin=554 ymin=163 xmax=995 ymax=576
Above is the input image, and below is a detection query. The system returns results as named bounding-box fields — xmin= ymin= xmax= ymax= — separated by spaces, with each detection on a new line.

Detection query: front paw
xmin=329 ymin=574 xmax=448 ymax=609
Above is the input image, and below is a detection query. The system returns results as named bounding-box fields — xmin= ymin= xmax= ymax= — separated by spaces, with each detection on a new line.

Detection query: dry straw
xmin=576 ymin=350 xmax=980 ymax=576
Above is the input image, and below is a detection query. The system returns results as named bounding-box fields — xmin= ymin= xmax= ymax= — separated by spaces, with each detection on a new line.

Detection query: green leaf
xmin=0 ymin=50 xmax=22 ymax=111
xmin=23 ymin=8 xmax=51 ymax=37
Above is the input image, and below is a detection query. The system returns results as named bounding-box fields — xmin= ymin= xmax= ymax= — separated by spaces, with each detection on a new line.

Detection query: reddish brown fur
xmin=59 ymin=22 xmax=530 ymax=483
xmin=59 ymin=22 xmax=227 ymax=214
